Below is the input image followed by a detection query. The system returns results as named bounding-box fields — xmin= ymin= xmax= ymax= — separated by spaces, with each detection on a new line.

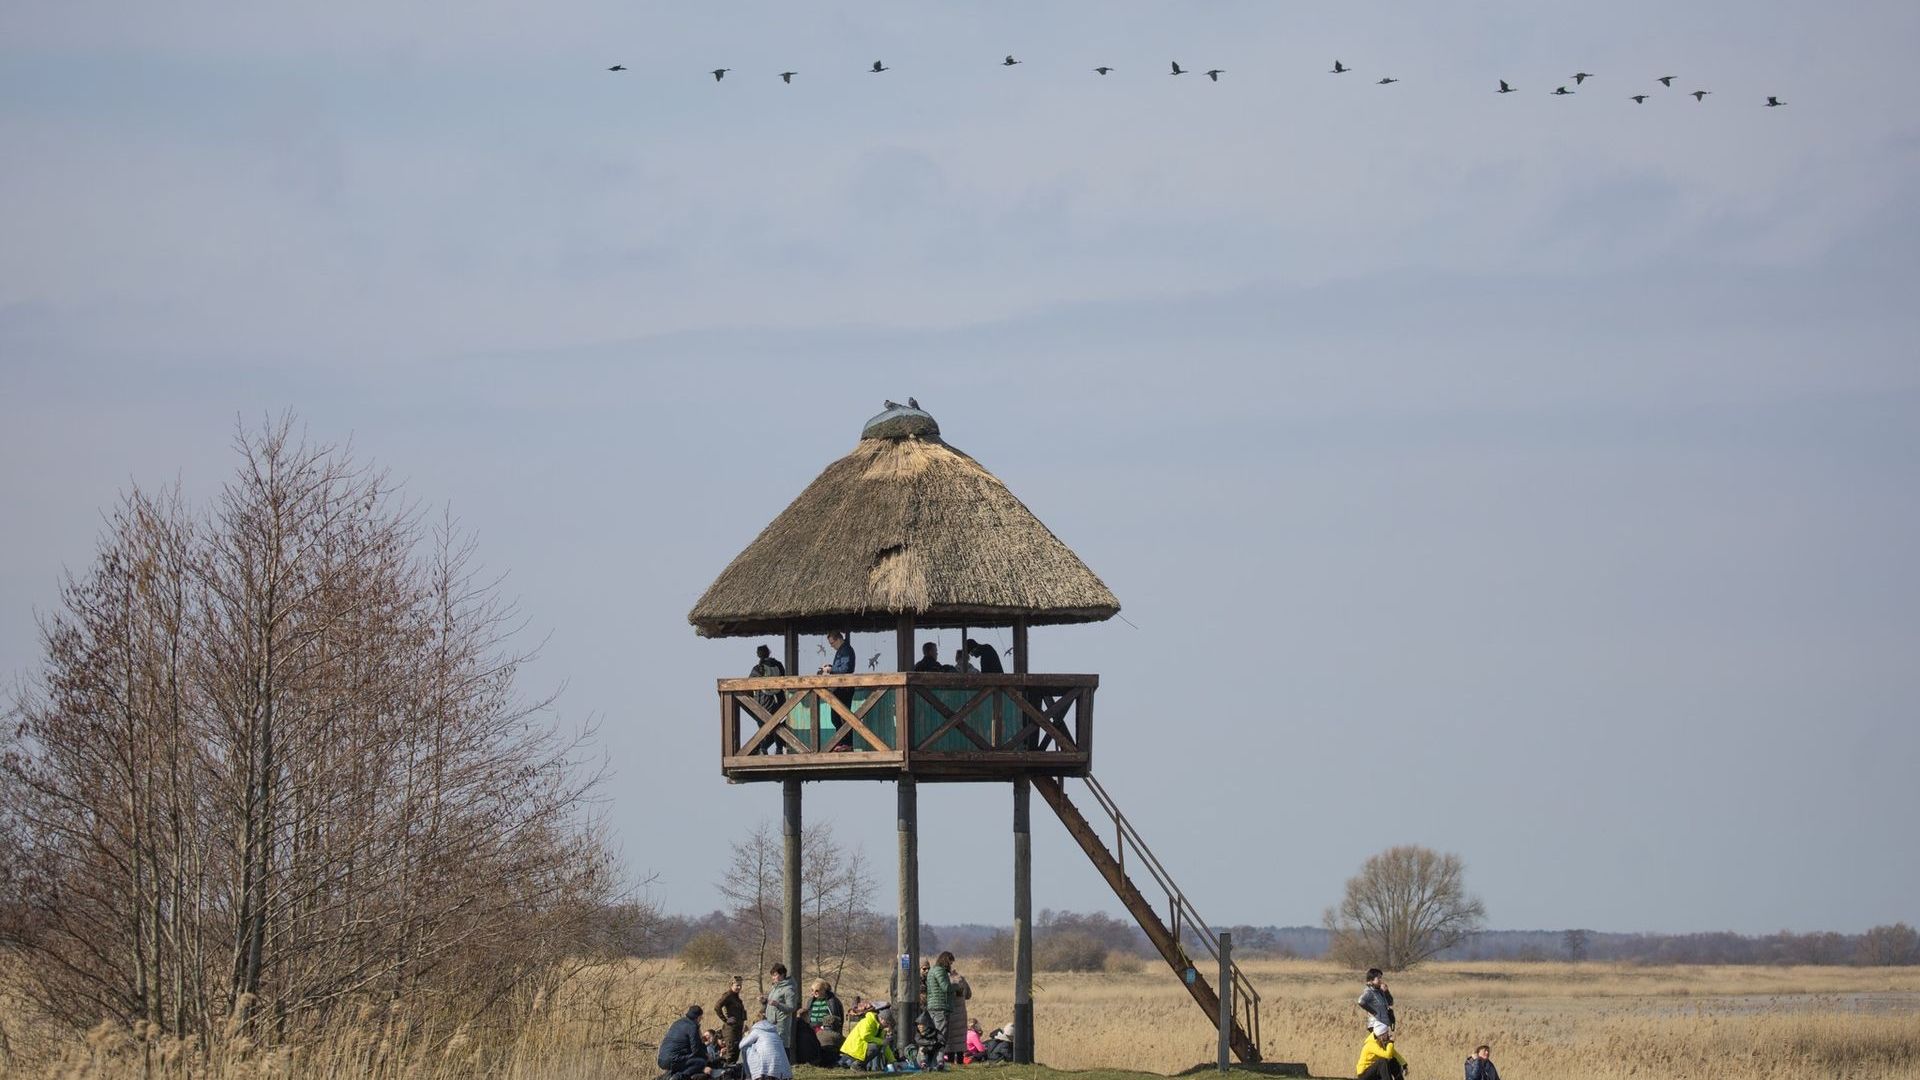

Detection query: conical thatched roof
xmin=689 ymin=406 xmax=1119 ymax=638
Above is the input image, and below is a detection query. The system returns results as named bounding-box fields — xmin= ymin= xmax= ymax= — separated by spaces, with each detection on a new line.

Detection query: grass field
xmin=5 ymin=958 xmax=1918 ymax=1079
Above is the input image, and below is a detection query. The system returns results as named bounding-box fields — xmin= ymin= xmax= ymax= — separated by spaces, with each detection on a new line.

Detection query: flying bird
xmin=1765 ymin=96 xmax=1787 ymax=107
xmin=1657 ymin=75 xmax=1677 ymax=87
xmin=871 ymin=60 xmax=889 ymax=73
xmin=1206 ymin=69 xmax=1225 ymax=82
xmin=1170 ymin=60 xmax=1186 ymax=75
xmin=1330 ymin=60 xmax=1349 ymax=74
xmin=1377 ymin=76 xmax=1399 ymax=85
xmin=1003 ymin=55 xmax=1022 ymax=67
xmin=1692 ymin=89 xmax=1710 ymax=101
xmin=907 ymin=397 xmax=920 ymax=409
xmin=779 ymin=71 xmax=797 ymax=83
xmin=1572 ymin=72 xmax=1594 ymax=84
xmin=1094 ymin=66 xmax=1113 ymax=75
xmin=607 ymin=64 xmax=626 ymax=72
xmin=1498 ymin=80 xmax=1516 ymax=93
xmin=867 ymin=653 xmax=881 ymax=671
xmin=1552 ymin=86 xmax=1574 ymax=95
xmin=711 ymin=68 xmax=730 ymax=81
xmin=1630 ymin=94 xmax=1648 ymax=103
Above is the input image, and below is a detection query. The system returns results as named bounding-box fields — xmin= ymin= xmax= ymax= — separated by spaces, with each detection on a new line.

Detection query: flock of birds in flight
xmin=603 ymin=55 xmax=1790 ymax=106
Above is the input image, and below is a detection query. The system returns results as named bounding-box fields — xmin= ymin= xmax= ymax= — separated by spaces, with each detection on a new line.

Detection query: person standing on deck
xmin=964 ymin=638 xmax=1004 ymax=674
xmin=818 ymin=631 xmax=856 ymax=714
xmin=912 ymin=642 xmax=949 ymax=672
xmin=715 ymin=975 xmax=749 ymax=1063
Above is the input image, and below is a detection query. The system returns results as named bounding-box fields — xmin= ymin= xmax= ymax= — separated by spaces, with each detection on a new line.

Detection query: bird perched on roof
xmin=871 ymin=60 xmax=889 ymax=73
xmin=1498 ymin=80 xmax=1516 ymax=93
xmin=1552 ymin=86 xmax=1574 ymax=95
xmin=1765 ymin=95 xmax=1786 ymax=107
xmin=1658 ymin=75 xmax=1677 ymax=87
xmin=907 ymin=397 xmax=920 ymax=409
xmin=1631 ymin=94 xmax=1649 ymax=103
xmin=884 ymin=400 xmax=904 ymax=410
xmin=1572 ymin=72 xmax=1594 ymax=84
xmin=1003 ymin=55 xmax=1021 ymax=67
xmin=711 ymin=68 xmax=730 ymax=81
xmin=1330 ymin=60 xmax=1349 ymax=74
xmin=1692 ymin=89 xmax=1710 ymax=101
xmin=1206 ymin=69 xmax=1225 ymax=82
xmin=1377 ymin=76 xmax=1399 ymax=85
xmin=1094 ymin=66 xmax=1113 ymax=75
xmin=1170 ymin=60 xmax=1186 ymax=75
xmin=779 ymin=71 xmax=796 ymax=83
xmin=607 ymin=64 xmax=626 ymax=72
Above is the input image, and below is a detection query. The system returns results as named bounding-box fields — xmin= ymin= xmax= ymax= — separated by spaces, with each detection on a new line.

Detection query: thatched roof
xmin=689 ymin=406 xmax=1120 ymax=638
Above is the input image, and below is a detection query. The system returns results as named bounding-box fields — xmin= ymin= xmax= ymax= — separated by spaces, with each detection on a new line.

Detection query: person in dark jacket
xmin=964 ymin=639 xmax=1004 ymax=674
xmin=912 ymin=642 xmax=948 ymax=672
xmin=715 ymin=976 xmax=749 ymax=1063
xmin=658 ymin=1005 xmax=715 ymax=1080
xmin=1465 ymin=1044 xmax=1501 ymax=1080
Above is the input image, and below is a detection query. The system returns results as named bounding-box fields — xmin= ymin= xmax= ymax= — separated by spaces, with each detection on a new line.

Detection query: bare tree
xmin=2 ymin=415 xmax=614 ymax=1051
xmin=1856 ymin=923 xmax=1920 ymax=966
xmin=803 ymin=829 xmax=877 ymax=987
xmin=1563 ymin=928 xmax=1591 ymax=962
xmin=1324 ymin=845 xmax=1487 ymax=971
xmin=718 ymin=822 xmax=780 ymax=991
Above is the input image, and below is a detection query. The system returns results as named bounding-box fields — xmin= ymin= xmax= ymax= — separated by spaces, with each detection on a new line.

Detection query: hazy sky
xmin=4 ymin=2 xmax=1918 ymax=937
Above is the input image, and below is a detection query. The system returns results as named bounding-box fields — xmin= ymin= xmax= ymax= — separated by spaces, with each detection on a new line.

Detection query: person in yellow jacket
xmin=838 ymin=1002 xmax=896 ymax=1071
xmin=1356 ymin=1020 xmax=1409 ymax=1080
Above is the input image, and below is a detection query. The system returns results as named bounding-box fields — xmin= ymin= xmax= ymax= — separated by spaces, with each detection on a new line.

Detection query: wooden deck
xmin=717 ymin=672 xmax=1096 ymax=781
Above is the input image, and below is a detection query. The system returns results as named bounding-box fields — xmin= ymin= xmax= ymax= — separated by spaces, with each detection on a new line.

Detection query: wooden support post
xmin=896 ymin=614 xmax=914 ymax=673
xmin=896 ymin=776 xmax=921 ymax=1057
xmin=1012 ymin=618 xmax=1029 ymax=674
xmin=1013 ymin=777 xmax=1034 ymax=1064
xmin=1217 ymin=931 xmax=1233 ymax=1073
xmin=783 ymin=625 xmax=799 ymax=679
xmin=783 ymin=779 xmax=803 ymax=1050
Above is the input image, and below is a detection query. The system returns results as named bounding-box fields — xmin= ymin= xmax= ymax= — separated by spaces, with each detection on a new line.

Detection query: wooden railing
xmin=717 ymin=673 xmax=1096 ymax=780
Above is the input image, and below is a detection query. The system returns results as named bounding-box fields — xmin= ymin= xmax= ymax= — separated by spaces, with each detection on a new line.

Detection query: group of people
xmin=660 ymin=958 xmax=1019 ymax=1080
xmin=1353 ymin=968 xmax=1503 ymax=1080
xmin=746 ymin=632 xmax=1007 ymax=684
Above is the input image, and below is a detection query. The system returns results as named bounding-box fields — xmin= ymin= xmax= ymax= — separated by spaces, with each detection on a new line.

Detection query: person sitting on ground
xmin=912 ymin=642 xmax=947 ymax=672
xmin=839 ymin=1002 xmax=894 ymax=1071
xmin=1356 ymin=1020 xmax=1409 ymax=1080
xmin=964 ymin=1019 xmax=986 ymax=1063
xmin=914 ymin=1009 xmax=945 ymax=1070
xmin=983 ymin=1022 xmax=1015 ymax=1063
xmin=806 ymin=979 xmax=845 ymax=1061
xmin=1357 ymin=968 xmax=1396 ymax=1030
xmin=657 ymin=1005 xmax=715 ymax=1080
xmin=702 ymin=1029 xmax=726 ymax=1068
xmin=964 ymin=638 xmax=1004 ymax=674
xmin=1464 ymin=1044 xmax=1500 ymax=1080
xmin=737 ymin=1009 xmax=795 ymax=1080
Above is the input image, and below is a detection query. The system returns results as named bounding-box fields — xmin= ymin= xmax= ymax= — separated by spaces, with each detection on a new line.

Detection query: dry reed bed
xmin=7 ymin=959 xmax=1918 ymax=1079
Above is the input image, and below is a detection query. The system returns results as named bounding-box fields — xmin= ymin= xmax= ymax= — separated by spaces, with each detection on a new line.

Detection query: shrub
xmin=681 ymin=932 xmax=737 ymax=971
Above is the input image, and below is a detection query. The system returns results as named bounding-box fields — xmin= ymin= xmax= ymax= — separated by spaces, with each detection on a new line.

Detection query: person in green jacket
xmin=924 ymin=951 xmax=955 ymax=1066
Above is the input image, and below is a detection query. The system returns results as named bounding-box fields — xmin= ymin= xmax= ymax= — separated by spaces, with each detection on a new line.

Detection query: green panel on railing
xmin=911 ymin=688 xmax=998 ymax=752
xmin=785 ymin=690 xmax=897 ymax=751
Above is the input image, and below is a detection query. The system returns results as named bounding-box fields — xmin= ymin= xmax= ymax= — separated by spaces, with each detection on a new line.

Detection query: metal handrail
xmin=1079 ymin=775 xmax=1262 ymax=1053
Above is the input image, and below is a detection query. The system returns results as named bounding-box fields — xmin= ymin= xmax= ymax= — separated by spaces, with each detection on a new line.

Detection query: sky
xmin=3 ymin=1 xmax=1918 ymax=937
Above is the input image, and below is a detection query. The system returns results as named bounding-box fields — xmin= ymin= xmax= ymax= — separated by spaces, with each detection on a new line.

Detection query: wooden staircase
xmin=1033 ymin=775 xmax=1262 ymax=1063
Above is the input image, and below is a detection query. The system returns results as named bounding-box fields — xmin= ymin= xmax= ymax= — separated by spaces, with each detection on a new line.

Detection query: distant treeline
xmin=599 ymin=906 xmax=1920 ymax=969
